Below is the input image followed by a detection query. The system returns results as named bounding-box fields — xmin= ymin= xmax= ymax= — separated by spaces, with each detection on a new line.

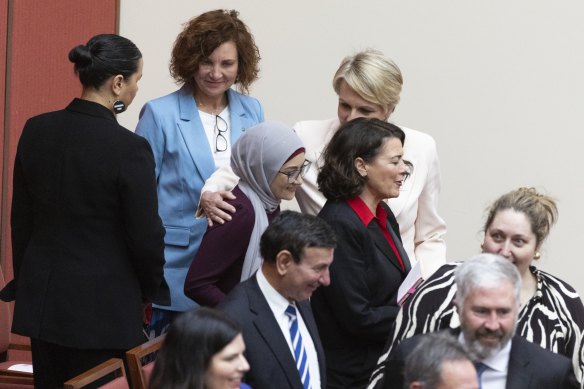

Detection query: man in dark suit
xmin=403 ymin=332 xmax=477 ymax=389
xmin=380 ymin=254 xmax=578 ymax=389
xmin=219 ymin=211 xmax=337 ymax=389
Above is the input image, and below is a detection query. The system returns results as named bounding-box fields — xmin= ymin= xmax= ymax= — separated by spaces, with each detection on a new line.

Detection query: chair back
xmin=125 ymin=335 xmax=165 ymax=389
xmin=0 ymin=375 xmax=34 ymax=388
xmin=0 ymin=267 xmax=33 ymax=387
xmin=98 ymin=375 xmax=129 ymax=389
xmin=0 ymin=267 xmax=10 ymax=355
xmin=63 ymin=358 xmax=128 ymax=389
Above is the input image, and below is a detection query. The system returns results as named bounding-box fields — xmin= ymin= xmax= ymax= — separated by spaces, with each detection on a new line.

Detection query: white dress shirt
xmin=199 ymin=106 xmax=231 ymax=168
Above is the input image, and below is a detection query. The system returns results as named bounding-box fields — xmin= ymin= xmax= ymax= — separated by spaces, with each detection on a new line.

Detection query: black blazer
xmin=3 ymin=99 xmax=166 ymax=349
xmin=218 ymin=274 xmax=327 ymax=389
xmin=311 ymin=200 xmax=410 ymax=389
xmin=379 ymin=331 xmax=578 ymax=389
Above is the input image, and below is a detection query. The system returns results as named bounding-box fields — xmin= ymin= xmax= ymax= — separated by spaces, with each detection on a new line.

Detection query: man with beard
xmin=379 ymin=254 xmax=577 ymax=389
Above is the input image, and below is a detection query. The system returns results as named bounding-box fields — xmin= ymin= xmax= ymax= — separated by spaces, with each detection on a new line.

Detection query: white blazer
xmin=202 ymin=118 xmax=446 ymax=268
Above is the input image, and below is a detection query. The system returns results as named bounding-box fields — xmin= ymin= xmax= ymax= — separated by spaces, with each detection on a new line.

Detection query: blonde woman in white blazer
xmin=200 ymin=49 xmax=446 ymax=268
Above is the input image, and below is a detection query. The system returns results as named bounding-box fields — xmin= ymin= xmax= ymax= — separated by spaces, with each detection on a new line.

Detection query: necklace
xmin=195 ymin=94 xmax=227 ymax=115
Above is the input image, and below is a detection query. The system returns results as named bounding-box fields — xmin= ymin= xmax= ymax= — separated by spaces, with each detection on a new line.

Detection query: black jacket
xmin=311 ymin=200 xmax=410 ymax=388
xmin=3 ymin=98 xmax=166 ymax=349
xmin=380 ymin=330 xmax=578 ymax=389
xmin=219 ymin=275 xmax=327 ymax=389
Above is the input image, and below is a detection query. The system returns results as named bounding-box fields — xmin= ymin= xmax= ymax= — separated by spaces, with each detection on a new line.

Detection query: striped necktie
xmin=474 ymin=362 xmax=488 ymax=389
xmin=285 ymin=304 xmax=311 ymax=389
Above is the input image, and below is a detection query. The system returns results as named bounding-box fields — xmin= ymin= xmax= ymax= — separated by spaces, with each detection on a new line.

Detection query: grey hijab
xmin=231 ymin=121 xmax=304 ymax=280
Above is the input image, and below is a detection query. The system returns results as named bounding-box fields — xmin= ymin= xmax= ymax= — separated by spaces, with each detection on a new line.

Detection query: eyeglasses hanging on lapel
xmin=215 ymin=114 xmax=228 ymax=152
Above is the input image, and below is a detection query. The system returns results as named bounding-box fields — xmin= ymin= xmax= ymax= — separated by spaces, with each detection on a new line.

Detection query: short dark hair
xmin=318 ymin=117 xmax=408 ymax=201
xmin=170 ymin=9 xmax=260 ymax=94
xmin=260 ymin=211 xmax=336 ymax=264
xmin=68 ymin=34 xmax=141 ymax=90
xmin=404 ymin=333 xmax=473 ymax=389
xmin=149 ymin=308 xmax=241 ymax=389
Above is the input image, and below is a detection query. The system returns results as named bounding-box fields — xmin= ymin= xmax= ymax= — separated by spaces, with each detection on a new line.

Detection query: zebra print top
xmin=368 ymin=263 xmax=584 ymax=388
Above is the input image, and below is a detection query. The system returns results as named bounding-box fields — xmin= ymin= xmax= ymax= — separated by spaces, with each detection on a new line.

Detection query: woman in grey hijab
xmin=184 ymin=121 xmax=308 ymax=307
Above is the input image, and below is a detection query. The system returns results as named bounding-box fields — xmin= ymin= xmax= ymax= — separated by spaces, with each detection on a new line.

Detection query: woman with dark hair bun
xmin=150 ymin=308 xmax=251 ymax=389
xmin=0 ymin=34 xmax=166 ymax=388
xmin=69 ymin=34 xmax=142 ymax=93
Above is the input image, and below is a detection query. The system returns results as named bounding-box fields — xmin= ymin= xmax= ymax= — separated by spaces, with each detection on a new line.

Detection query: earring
xmin=113 ymin=100 xmax=126 ymax=114
xmin=534 ymin=252 xmax=541 ymax=260
xmin=480 ymin=243 xmax=484 ymax=251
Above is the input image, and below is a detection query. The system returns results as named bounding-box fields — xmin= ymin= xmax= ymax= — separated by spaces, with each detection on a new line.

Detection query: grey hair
xmin=404 ymin=332 xmax=474 ymax=389
xmin=454 ymin=253 xmax=521 ymax=309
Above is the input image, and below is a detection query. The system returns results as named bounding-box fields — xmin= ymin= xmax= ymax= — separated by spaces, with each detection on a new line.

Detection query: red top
xmin=346 ymin=196 xmax=405 ymax=271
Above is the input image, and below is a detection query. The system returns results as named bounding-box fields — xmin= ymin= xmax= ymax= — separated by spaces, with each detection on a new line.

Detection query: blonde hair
xmin=484 ymin=187 xmax=558 ymax=246
xmin=332 ymin=49 xmax=403 ymax=110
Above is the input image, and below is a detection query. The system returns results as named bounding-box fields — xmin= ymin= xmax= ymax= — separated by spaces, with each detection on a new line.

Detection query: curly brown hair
xmin=169 ymin=9 xmax=260 ymax=94
xmin=318 ymin=118 xmax=408 ymax=201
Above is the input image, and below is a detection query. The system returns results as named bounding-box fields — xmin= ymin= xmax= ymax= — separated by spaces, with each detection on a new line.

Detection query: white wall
xmin=119 ymin=0 xmax=584 ymax=293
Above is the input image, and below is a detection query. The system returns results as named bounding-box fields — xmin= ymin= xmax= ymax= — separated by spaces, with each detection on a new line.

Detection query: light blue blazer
xmin=136 ymin=85 xmax=264 ymax=311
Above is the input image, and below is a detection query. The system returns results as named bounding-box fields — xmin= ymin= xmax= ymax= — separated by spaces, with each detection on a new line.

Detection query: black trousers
xmin=30 ymin=338 xmax=125 ymax=389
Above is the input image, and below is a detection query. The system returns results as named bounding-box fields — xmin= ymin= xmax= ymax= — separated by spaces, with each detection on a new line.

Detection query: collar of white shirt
xmin=256 ymin=268 xmax=289 ymax=319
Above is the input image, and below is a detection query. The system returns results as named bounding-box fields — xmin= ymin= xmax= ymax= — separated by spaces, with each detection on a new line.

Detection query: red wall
xmin=0 ymin=1 xmax=8 ymax=275
xmin=1 ymin=0 xmax=119 ymax=301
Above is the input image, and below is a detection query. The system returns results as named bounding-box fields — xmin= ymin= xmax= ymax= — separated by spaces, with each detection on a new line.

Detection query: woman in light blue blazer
xmin=136 ymin=9 xmax=264 ymax=336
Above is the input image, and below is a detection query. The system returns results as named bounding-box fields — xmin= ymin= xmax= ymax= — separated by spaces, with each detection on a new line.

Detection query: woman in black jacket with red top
xmin=311 ymin=118 xmax=412 ymax=389
xmin=0 ymin=34 xmax=166 ymax=388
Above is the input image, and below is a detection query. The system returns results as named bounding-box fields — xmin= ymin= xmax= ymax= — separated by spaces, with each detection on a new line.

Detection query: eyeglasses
xmin=278 ymin=160 xmax=312 ymax=184
xmin=215 ymin=115 xmax=228 ymax=152
xmin=402 ymin=160 xmax=413 ymax=183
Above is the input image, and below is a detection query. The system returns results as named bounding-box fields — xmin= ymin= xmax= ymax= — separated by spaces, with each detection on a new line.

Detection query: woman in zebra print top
xmin=368 ymin=187 xmax=584 ymax=388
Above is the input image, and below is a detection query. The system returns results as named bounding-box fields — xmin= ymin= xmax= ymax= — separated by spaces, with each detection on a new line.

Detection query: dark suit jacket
xmin=218 ymin=274 xmax=326 ymax=389
xmin=2 ymin=99 xmax=166 ymax=350
xmin=311 ymin=200 xmax=410 ymax=388
xmin=380 ymin=331 xmax=578 ymax=389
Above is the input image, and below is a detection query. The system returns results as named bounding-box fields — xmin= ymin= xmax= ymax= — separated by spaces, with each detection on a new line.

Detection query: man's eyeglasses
xmin=215 ymin=115 xmax=228 ymax=152
xmin=278 ymin=160 xmax=312 ymax=184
